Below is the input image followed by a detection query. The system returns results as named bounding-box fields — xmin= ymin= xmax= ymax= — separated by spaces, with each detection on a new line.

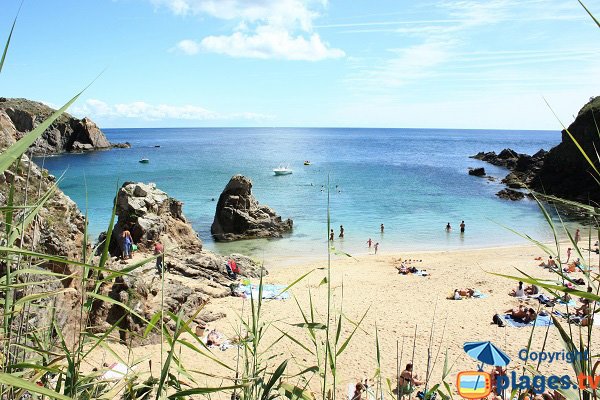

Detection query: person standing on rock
xmin=154 ymin=241 xmax=164 ymax=274
xmin=329 ymin=229 xmax=334 ymax=241
xmin=460 ymin=221 xmax=465 ymax=233
xmin=339 ymin=225 xmax=344 ymax=238
xmin=122 ymin=229 xmax=133 ymax=260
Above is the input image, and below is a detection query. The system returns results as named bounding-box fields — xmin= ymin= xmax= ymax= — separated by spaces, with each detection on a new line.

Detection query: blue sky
xmin=1 ymin=0 xmax=599 ymax=129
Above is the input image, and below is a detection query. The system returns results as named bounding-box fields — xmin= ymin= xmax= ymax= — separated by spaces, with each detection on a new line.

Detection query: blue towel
xmin=502 ymin=314 xmax=553 ymax=327
xmin=239 ymin=284 xmax=290 ymax=300
xmin=472 ymin=291 xmax=487 ymax=299
xmin=558 ymin=299 xmax=577 ymax=307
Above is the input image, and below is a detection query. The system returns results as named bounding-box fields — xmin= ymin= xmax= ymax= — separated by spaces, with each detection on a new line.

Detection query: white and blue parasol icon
xmin=463 ymin=341 xmax=510 ymax=368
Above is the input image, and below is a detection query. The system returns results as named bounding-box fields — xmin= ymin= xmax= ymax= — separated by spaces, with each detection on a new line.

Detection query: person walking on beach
xmin=566 ymin=247 xmax=572 ymax=264
xmin=367 ymin=238 xmax=372 ymax=248
xmin=446 ymin=222 xmax=451 ymax=231
xmin=374 ymin=242 xmax=379 ymax=254
xmin=380 ymin=223 xmax=384 ymax=234
xmin=460 ymin=220 xmax=465 ymax=233
xmin=154 ymin=241 xmax=164 ymax=274
xmin=339 ymin=225 xmax=344 ymax=238
xmin=329 ymin=229 xmax=334 ymax=241
xmin=575 ymin=228 xmax=581 ymax=243
xmin=122 ymin=229 xmax=133 ymax=260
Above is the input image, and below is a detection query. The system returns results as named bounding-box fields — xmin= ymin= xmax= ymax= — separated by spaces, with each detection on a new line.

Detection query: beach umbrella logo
xmin=456 ymin=341 xmax=510 ymax=399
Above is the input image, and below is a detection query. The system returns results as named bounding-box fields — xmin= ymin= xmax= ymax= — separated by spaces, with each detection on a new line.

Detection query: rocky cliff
xmin=0 ymin=97 xmax=129 ymax=154
xmin=211 ymin=175 xmax=293 ymax=241
xmin=471 ymin=96 xmax=600 ymax=204
xmin=532 ymin=96 xmax=600 ymax=202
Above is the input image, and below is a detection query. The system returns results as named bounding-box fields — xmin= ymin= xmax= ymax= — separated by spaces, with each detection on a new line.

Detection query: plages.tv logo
xmin=456 ymin=341 xmax=509 ymax=399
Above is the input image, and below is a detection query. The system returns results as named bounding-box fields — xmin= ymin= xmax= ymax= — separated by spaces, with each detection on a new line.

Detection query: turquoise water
xmin=34 ymin=128 xmax=562 ymax=260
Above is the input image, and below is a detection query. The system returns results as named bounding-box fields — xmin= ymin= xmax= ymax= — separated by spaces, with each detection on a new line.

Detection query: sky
xmin=1 ymin=0 xmax=599 ymax=130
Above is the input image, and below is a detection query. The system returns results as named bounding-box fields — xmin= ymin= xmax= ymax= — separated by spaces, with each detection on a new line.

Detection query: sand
xmin=89 ymin=243 xmax=600 ymax=398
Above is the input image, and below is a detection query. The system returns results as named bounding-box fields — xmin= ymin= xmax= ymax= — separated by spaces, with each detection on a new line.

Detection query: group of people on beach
xmin=328 ymin=224 xmax=383 ymax=254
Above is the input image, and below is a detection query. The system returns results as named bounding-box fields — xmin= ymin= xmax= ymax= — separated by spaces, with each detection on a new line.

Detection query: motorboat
xmin=139 ymin=158 xmax=150 ymax=164
xmin=273 ymin=165 xmax=292 ymax=175
xmin=303 ymin=160 xmax=311 ymax=166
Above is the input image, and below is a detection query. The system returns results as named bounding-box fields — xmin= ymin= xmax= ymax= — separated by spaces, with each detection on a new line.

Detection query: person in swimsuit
xmin=446 ymin=222 xmax=451 ymax=231
xmin=339 ymin=225 xmax=344 ymax=238
xmin=380 ymin=223 xmax=384 ymax=234
xmin=374 ymin=242 xmax=379 ymax=254
xmin=367 ymin=238 xmax=372 ymax=248
xmin=460 ymin=221 xmax=465 ymax=233
xmin=329 ymin=229 xmax=334 ymax=241
xmin=398 ymin=363 xmax=424 ymax=396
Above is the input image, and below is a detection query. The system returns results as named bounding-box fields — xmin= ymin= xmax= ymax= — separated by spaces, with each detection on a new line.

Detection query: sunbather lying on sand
xmin=505 ymin=306 xmax=537 ymax=322
xmin=525 ymin=284 xmax=539 ymax=295
xmin=206 ymin=329 xmax=223 ymax=347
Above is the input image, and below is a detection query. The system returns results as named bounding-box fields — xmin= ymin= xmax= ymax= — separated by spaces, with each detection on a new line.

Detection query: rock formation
xmin=0 ymin=97 xmax=129 ymax=154
xmin=211 ymin=175 xmax=293 ymax=241
xmin=93 ymin=181 xmax=263 ymax=345
xmin=471 ymin=148 xmax=547 ymax=200
xmin=532 ymin=96 xmax=600 ymax=202
xmin=468 ymin=167 xmax=486 ymax=177
xmin=472 ymin=96 xmax=600 ymax=204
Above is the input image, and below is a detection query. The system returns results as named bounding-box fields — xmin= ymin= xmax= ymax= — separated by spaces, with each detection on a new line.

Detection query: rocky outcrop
xmin=468 ymin=167 xmax=486 ymax=177
xmin=532 ymin=97 xmax=600 ymax=202
xmin=105 ymin=182 xmax=202 ymax=255
xmin=93 ymin=181 xmax=264 ymax=345
xmin=496 ymin=188 xmax=526 ymax=201
xmin=0 ymin=97 xmax=129 ymax=154
xmin=211 ymin=175 xmax=293 ymax=241
xmin=471 ymin=148 xmax=547 ymax=200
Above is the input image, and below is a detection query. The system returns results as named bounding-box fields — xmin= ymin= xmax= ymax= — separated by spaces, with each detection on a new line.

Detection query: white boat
xmin=139 ymin=158 xmax=150 ymax=164
xmin=273 ymin=165 xmax=292 ymax=175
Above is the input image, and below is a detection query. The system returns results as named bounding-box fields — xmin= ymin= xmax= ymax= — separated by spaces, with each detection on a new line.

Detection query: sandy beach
xmin=89 ymin=243 xmax=599 ymax=398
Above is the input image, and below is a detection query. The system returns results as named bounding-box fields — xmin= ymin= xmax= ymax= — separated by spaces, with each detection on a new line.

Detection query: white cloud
xmin=174 ymin=39 xmax=201 ymax=55
xmin=153 ymin=0 xmax=344 ymax=61
xmin=72 ymin=99 xmax=272 ymax=122
xmin=196 ymin=26 xmax=343 ymax=60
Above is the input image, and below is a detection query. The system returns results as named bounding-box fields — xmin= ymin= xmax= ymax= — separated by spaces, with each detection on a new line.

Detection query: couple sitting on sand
xmin=509 ymin=281 xmax=538 ymax=297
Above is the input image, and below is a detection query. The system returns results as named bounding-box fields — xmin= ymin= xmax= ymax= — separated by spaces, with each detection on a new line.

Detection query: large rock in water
xmin=0 ymin=97 xmax=129 ymax=154
xmin=211 ymin=175 xmax=293 ymax=241
xmin=532 ymin=96 xmax=600 ymax=202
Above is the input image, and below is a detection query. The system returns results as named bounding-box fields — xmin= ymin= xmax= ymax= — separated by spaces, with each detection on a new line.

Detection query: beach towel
xmin=500 ymin=314 xmax=553 ymax=328
xmin=413 ymin=270 xmax=429 ymax=276
xmin=237 ymin=284 xmax=290 ymax=300
xmin=558 ymin=299 xmax=577 ymax=307
xmin=101 ymin=362 xmax=130 ymax=381
xmin=472 ymin=290 xmax=487 ymax=299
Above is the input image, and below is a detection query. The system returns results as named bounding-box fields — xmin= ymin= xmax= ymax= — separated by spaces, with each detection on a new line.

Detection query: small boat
xmin=139 ymin=158 xmax=150 ymax=164
xmin=273 ymin=165 xmax=292 ymax=175
xmin=154 ymin=145 xmax=160 ymax=148
xmin=303 ymin=160 xmax=311 ymax=166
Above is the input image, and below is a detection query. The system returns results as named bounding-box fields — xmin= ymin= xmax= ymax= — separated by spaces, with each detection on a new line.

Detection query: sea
xmin=34 ymin=128 xmax=566 ymax=263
